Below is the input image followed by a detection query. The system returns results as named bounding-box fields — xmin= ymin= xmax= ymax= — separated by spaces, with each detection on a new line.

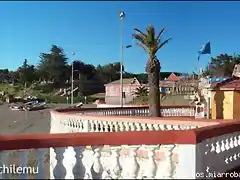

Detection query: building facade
xmin=104 ymin=77 xmax=141 ymax=104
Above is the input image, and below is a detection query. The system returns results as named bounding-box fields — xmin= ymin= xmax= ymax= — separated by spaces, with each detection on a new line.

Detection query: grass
xmin=0 ymin=83 xmax=103 ymax=104
xmin=130 ymin=94 xmax=191 ymax=105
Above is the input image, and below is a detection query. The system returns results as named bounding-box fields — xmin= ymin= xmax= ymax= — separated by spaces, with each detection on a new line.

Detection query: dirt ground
xmin=0 ymin=104 xmax=50 ymax=135
xmin=0 ymin=103 xmax=98 ymax=179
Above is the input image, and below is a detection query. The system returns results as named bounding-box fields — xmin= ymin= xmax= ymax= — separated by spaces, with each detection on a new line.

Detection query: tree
xmin=134 ymin=86 xmax=149 ymax=98
xmin=18 ymin=59 xmax=36 ymax=86
xmin=202 ymin=53 xmax=240 ymax=77
xmin=96 ymin=62 xmax=124 ymax=83
xmin=38 ymin=45 xmax=68 ymax=84
xmin=133 ymin=26 xmax=171 ymax=116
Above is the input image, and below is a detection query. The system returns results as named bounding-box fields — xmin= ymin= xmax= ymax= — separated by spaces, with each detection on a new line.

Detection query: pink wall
xmin=105 ymin=84 xmax=140 ymax=96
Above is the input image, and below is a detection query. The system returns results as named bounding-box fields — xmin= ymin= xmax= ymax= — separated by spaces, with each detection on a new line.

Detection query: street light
xmin=71 ymin=52 xmax=75 ymax=105
xmin=119 ymin=11 xmax=125 ymax=107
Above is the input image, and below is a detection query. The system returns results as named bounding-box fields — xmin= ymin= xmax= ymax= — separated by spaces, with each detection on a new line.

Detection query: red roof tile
xmin=167 ymin=73 xmax=180 ymax=81
xmin=211 ymin=77 xmax=240 ymax=90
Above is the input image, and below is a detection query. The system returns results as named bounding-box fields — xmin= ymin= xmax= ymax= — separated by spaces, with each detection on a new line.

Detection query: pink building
xmin=104 ymin=77 xmax=141 ymax=104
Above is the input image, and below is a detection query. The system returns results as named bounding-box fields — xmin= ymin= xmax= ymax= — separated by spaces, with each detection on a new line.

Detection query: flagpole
xmin=207 ymin=53 xmax=211 ymax=119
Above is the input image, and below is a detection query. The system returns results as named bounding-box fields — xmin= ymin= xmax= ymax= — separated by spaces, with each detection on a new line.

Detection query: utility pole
xmin=119 ymin=11 xmax=125 ymax=107
xmin=71 ymin=52 xmax=75 ymax=105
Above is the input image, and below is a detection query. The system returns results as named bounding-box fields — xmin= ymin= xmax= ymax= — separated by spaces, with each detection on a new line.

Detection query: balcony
xmin=1 ymin=105 xmax=239 ymax=179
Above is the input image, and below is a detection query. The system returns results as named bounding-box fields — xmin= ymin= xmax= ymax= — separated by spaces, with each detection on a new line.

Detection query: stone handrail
xmin=57 ymin=105 xmax=197 ymax=117
xmin=1 ymin=121 xmax=240 ymax=179
xmin=50 ymin=108 xmax=215 ymax=133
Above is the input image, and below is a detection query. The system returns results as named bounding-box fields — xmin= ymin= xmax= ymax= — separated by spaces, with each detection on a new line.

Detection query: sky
xmin=0 ymin=1 xmax=240 ymax=74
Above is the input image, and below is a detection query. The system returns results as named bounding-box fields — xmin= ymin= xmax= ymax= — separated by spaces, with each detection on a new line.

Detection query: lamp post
xmin=119 ymin=11 xmax=125 ymax=107
xmin=71 ymin=52 xmax=75 ymax=105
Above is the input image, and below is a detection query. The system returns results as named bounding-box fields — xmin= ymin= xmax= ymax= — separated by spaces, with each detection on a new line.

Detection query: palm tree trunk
xmin=146 ymin=58 xmax=161 ymax=117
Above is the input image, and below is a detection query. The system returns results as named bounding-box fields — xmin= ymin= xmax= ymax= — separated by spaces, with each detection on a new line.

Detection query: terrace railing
xmin=58 ymin=105 xmax=197 ymax=117
xmin=1 ymin=121 xmax=240 ymax=179
xmin=50 ymin=106 xmax=211 ymax=134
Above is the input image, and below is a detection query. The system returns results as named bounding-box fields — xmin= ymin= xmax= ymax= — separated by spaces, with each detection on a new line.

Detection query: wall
xmin=211 ymin=90 xmax=234 ymax=119
xmin=105 ymin=84 xmax=140 ymax=104
xmin=223 ymin=91 xmax=234 ymax=119
xmin=211 ymin=91 xmax=217 ymax=119
xmin=233 ymin=91 xmax=240 ymax=119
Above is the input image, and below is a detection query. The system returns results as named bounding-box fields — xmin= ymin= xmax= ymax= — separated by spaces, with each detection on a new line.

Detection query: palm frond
xmin=146 ymin=25 xmax=155 ymax=46
xmin=133 ymin=26 xmax=171 ymax=57
xmin=136 ymin=42 xmax=149 ymax=53
xmin=156 ymin=28 xmax=165 ymax=41
xmin=133 ymin=28 xmax=147 ymax=37
xmin=133 ymin=33 xmax=147 ymax=44
xmin=153 ymin=38 xmax=172 ymax=54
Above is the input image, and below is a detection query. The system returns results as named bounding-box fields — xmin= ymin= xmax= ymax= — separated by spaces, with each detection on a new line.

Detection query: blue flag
xmin=198 ymin=42 xmax=211 ymax=61
xmin=199 ymin=42 xmax=211 ymax=55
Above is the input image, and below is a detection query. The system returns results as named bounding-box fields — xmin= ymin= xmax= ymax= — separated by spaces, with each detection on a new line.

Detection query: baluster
xmin=153 ymin=124 xmax=160 ymax=131
xmin=129 ymin=122 xmax=136 ymax=131
xmin=238 ymin=135 xmax=240 ymax=146
xmin=225 ymin=138 xmax=230 ymax=150
xmin=135 ymin=123 xmax=142 ymax=131
xmin=99 ymin=121 xmax=104 ymax=132
xmin=161 ymin=145 xmax=176 ymax=179
xmin=76 ymin=119 xmax=81 ymax=132
xmin=220 ymin=140 xmax=226 ymax=152
xmin=159 ymin=124 xmax=166 ymax=130
xmin=108 ymin=122 xmax=114 ymax=132
xmin=119 ymin=122 xmax=125 ymax=131
xmin=141 ymin=123 xmax=147 ymax=131
xmin=110 ymin=146 xmax=122 ymax=178
xmin=73 ymin=147 xmax=86 ymax=179
xmin=144 ymin=145 xmax=158 ymax=178
xmin=166 ymin=124 xmax=173 ymax=130
xmin=36 ymin=148 xmax=46 ymax=179
xmin=229 ymin=137 xmax=234 ymax=149
xmin=89 ymin=121 xmax=95 ymax=132
xmin=122 ymin=146 xmax=140 ymax=178
xmin=94 ymin=122 xmax=100 ymax=132
xmin=215 ymin=141 xmax=221 ymax=153
xmin=103 ymin=121 xmax=108 ymax=132
xmin=53 ymin=148 xmax=67 ymax=179
xmin=114 ymin=122 xmax=120 ymax=132
xmin=234 ymin=136 xmax=238 ymax=147
xmin=80 ymin=119 xmax=85 ymax=132
xmin=124 ymin=122 xmax=130 ymax=131
xmin=210 ymin=141 xmax=216 ymax=152
xmin=147 ymin=124 xmax=154 ymax=131
xmin=19 ymin=150 xmax=28 ymax=179
xmin=69 ymin=119 xmax=74 ymax=132
xmin=73 ymin=118 xmax=78 ymax=132
xmin=91 ymin=146 xmax=103 ymax=179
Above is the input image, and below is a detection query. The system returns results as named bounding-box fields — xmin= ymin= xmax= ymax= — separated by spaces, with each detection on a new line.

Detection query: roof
xmin=167 ymin=73 xmax=180 ymax=81
xmin=105 ymin=77 xmax=140 ymax=86
xmin=159 ymin=80 xmax=175 ymax=87
xmin=211 ymin=77 xmax=240 ymax=90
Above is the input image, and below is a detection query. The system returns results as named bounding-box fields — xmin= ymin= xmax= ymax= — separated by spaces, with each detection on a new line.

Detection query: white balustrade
xmin=0 ymin=130 xmax=240 ymax=179
xmin=51 ymin=112 xmax=207 ymax=134
xmin=62 ymin=106 xmax=196 ymax=117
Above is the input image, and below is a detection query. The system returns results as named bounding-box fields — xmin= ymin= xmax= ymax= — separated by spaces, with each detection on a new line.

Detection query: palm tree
xmin=134 ymin=86 xmax=149 ymax=98
xmin=133 ymin=25 xmax=171 ymax=116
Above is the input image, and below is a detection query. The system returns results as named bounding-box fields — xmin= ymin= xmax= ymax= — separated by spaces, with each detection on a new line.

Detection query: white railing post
xmin=174 ymin=144 xmax=196 ymax=179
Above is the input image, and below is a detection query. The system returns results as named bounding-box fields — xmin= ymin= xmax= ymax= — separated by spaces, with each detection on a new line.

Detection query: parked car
xmin=23 ymin=101 xmax=46 ymax=111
